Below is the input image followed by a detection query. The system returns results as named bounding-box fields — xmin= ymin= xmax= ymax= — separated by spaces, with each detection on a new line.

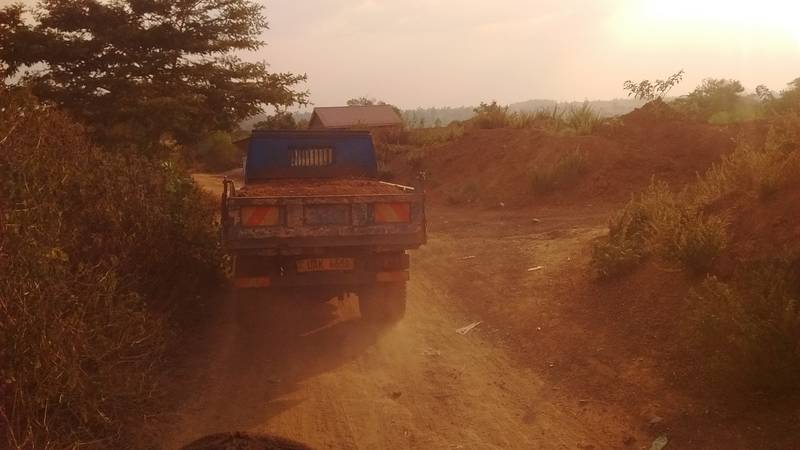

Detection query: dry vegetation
xmin=592 ymin=81 xmax=800 ymax=393
xmin=0 ymin=88 xmax=224 ymax=448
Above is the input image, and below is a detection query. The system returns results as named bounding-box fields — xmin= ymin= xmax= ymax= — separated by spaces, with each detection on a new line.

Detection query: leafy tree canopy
xmin=254 ymin=110 xmax=297 ymax=130
xmin=0 ymin=0 xmax=308 ymax=152
xmin=623 ymin=70 xmax=685 ymax=102
xmin=346 ymin=96 xmax=402 ymax=117
xmin=673 ymin=78 xmax=746 ymax=120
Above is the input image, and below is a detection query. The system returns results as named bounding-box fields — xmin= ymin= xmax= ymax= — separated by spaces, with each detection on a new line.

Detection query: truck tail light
xmin=240 ymin=206 xmax=281 ymax=227
xmin=374 ymin=203 xmax=411 ymax=223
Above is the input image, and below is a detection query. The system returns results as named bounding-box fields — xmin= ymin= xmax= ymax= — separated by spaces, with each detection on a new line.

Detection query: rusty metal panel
xmin=303 ymin=204 xmax=351 ymax=226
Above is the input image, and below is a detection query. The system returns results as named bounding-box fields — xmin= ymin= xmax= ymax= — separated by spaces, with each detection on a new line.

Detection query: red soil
xmin=238 ymin=178 xmax=410 ymax=197
xmin=394 ymin=104 xmax=754 ymax=207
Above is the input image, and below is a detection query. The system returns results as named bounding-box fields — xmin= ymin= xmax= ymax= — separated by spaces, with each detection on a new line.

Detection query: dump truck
xmin=221 ymin=130 xmax=426 ymax=321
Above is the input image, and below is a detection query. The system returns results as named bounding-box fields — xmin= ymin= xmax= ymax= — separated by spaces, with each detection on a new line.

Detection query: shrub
xmin=564 ymin=102 xmax=601 ymax=135
xmin=688 ymin=260 xmax=800 ymax=392
xmin=591 ymin=200 xmax=652 ymax=278
xmin=194 ymin=131 xmax=241 ymax=172
xmin=407 ymin=147 xmax=429 ymax=172
xmin=406 ymin=123 xmax=465 ymax=146
xmin=530 ymin=148 xmax=588 ymax=193
xmin=446 ymin=183 xmax=481 ymax=206
xmin=672 ymin=78 xmax=757 ymax=123
xmin=0 ymin=88 xmax=222 ymax=448
xmin=591 ymin=180 xmax=726 ymax=277
xmin=652 ymin=210 xmax=727 ymax=275
xmin=472 ymin=101 xmax=512 ymax=129
xmin=697 ymin=136 xmax=800 ymax=203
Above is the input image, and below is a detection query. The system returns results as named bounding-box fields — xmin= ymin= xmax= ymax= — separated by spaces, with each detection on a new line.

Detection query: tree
xmin=0 ymin=0 xmax=307 ymax=153
xmin=472 ymin=101 xmax=510 ymax=129
xmin=673 ymin=78 xmax=745 ymax=120
xmin=347 ymin=97 xmax=376 ymax=106
xmin=623 ymin=70 xmax=685 ymax=102
xmin=346 ymin=96 xmax=403 ymax=117
xmin=254 ymin=110 xmax=297 ymax=130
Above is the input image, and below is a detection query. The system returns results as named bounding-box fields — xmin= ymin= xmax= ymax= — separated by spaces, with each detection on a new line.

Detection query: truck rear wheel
xmin=358 ymin=282 xmax=406 ymax=323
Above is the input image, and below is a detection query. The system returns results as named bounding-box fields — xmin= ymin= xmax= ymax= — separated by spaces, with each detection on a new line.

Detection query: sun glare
xmin=634 ymin=0 xmax=800 ymax=45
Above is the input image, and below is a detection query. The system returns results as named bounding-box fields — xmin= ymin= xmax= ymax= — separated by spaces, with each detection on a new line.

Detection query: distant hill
xmin=239 ymin=98 xmax=644 ymax=130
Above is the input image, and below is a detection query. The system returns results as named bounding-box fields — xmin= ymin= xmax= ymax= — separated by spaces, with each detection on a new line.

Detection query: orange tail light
xmin=374 ymin=203 xmax=411 ymax=223
xmin=240 ymin=206 xmax=281 ymax=227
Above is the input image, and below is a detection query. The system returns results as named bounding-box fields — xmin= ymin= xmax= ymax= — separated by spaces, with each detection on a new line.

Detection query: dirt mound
xmin=239 ymin=178 xmax=406 ymax=196
xmin=395 ymin=114 xmax=739 ymax=207
xmin=619 ymin=98 xmax=684 ymax=126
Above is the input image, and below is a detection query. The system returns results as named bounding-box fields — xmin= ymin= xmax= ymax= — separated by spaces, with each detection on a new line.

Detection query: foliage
xmin=254 ymin=110 xmax=298 ymax=130
xmin=530 ymin=148 xmax=588 ymax=193
xmin=346 ymin=96 xmax=403 ymax=117
xmin=672 ymin=78 xmax=752 ymax=122
xmin=564 ymin=102 xmax=601 ymax=135
xmin=472 ymin=101 xmax=512 ymax=129
xmin=689 ymin=261 xmax=800 ymax=392
xmin=406 ymin=123 xmax=465 ymax=146
xmin=591 ymin=198 xmax=652 ymax=278
xmin=758 ymin=79 xmax=800 ymax=150
xmin=697 ymin=139 xmax=800 ymax=203
xmin=446 ymin=183 xmax=481 ymax=206
xmin=402 ymin=99 xmax=643 ymax=130
xmin=195 ymin=131 xmax=242 ymax=172
xmin=623 ymin=70 xmax=685 ymax=101
xmin=591 ymin=181 xmax=727 ymax=278
xmin=0 ymin=0 xmax=307 ymax=153
xmin=593 ymin=79 xmax=800 ymax=396
xmin=0 ymin=88 xmax=222 ymax=448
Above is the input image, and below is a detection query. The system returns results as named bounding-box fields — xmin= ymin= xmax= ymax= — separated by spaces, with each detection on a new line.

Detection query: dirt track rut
xmin=165 ymin=232 xmax=621 ymax=450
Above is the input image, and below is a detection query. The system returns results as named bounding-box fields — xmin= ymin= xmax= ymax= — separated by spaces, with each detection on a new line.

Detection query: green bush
xmin=689 ymin=261 xmax=800 ymax=392
xmin=697 ymin=136 xmax=800 ymax=203
xmin=195 ymin=131 xmax=242 ymax=172
xmin=672 ymin=78 xmax=761 ymax=124
xmin=591 ymin=181 xmax=726 ymax=277
xmin=591 ymin=200 xmax=652 ymax=278
xmin=0 ymin=88 xmax=222 ymax=448
xmin=472 ymin=101 xmax=513 ymax=129
xmin=652 ymin=209 xmax=727 ymax=274
xmin=530 ymin=148 xmax=588 ymax=193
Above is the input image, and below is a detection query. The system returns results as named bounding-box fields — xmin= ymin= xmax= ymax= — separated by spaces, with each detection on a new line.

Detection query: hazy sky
xmin=3 ymin=0 xmax=799 ymax=109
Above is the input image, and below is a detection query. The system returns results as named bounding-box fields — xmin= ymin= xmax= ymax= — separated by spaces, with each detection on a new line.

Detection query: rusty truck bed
xmin=222 ymin=177 xmax=426 ymax=253
xmin=237 ymin=178 xmax=407 ymax=197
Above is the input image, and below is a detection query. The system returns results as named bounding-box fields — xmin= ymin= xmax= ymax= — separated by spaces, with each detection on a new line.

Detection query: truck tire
xmin=358 ymin=282 xmax=406 ymax=323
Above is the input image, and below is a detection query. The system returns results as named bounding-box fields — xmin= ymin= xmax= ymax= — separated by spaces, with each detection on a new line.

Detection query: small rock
xmin=532 ymin=218 xmax=541 ymax=223
xmin=390 ymin=391 xmax=402 ymax=400
xmin=650 ymin=435 xmax=668 ymax=450
xmin=649 ymin=415 xmax=663 ymax=426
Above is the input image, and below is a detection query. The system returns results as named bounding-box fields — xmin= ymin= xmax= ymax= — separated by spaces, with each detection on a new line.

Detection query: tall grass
xmin=530 ymin=147 xmax=588 ymax=194
xmin=471 ymin=101 xmax=602 ymax=135
xmin=1 ymin=88 xmax=222 ymax=448
xmin=565 ymin=102 xmax=602 ymax=135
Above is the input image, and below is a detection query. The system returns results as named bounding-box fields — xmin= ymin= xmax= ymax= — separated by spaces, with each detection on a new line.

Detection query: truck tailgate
xmin=222 ymin=179 xmax=426 ymax=251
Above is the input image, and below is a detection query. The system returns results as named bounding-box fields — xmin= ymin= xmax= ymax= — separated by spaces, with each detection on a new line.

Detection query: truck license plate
xmin=296 ymin=258 xmax=355 ymax=273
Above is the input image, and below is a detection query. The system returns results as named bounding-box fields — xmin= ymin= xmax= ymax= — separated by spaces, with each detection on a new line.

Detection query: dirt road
xmin=167 ymin=178 xmax=640 ymax=449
